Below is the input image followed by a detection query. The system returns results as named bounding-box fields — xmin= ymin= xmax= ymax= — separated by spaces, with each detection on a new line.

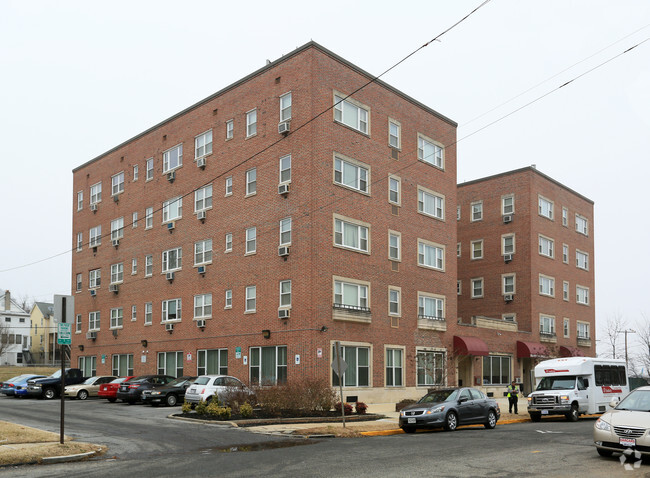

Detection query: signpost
xmin=331 ymin=341 xmax=348 ymax=428
xmin=54 ymin=295 xmax=74 ymax=445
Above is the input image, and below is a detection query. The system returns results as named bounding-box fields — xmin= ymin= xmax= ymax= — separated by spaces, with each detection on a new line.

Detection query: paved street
xmin=0 ymin=395 xmax=644 ymax=477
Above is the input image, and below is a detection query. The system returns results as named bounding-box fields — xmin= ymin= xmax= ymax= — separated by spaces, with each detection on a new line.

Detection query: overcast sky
xmin=1 ymin=1 xmax=649 ymax=361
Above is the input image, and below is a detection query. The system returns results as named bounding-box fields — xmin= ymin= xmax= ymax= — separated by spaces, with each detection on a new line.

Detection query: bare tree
xmin=599 ymin=313 xmax=627 ymax=359
xmin=0 ymin=320 xmax=10 ymax=360
xmin=633 ymin=314 xmax=650 ymax=377
xmin=16 ymin=294 xmax=33 ymax=314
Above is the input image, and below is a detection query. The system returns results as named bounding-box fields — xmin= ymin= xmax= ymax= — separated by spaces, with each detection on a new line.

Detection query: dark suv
xmin=116 ymin=375 xmax=175 ymax=404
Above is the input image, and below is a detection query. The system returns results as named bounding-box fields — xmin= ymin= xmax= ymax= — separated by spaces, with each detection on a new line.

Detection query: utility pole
xmin=621 ymin=329 xmax=636 ymax=371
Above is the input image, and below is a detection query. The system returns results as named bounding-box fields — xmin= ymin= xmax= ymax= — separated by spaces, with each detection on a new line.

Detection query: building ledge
xmin=417 ymin=318 xmax=447 ymax=331
xmin=577 ymin=338 xmax=592 ymax=347
xmin=540 ymin=333 xmax=557 ymax=343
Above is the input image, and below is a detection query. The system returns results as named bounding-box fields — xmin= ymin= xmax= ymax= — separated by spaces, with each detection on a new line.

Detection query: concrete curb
xmin=41 ymin=450 xmax=100 ymax=464
xmin=360 ymin=417 xmax=532 ymax=436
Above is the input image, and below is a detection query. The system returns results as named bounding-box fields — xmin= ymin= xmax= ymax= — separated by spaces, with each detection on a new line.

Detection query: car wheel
xmin=78 ymin=390 xmax=89 ymax=400
xmin=401 ymin=427 xmax=416 ymax=434
xmin=484 ymin=410 xmax=497 ymax=429
xmin=597 ymin=448 xmax=613 ymax=457
xmin=43 ymin=388 xmax=56 ymax=400
xmin=566 ymin=404 xmax=579 ymax=422
xmin=444 ymin=412 xmax=458 ymax=431
xmin=166 ymin=394 xmax=178 ymax=407
xmin=108 ymin=398 xmax=117 ymax=403
xmin=530 ymin=412 xmax=542 ymax=422
xmin=127 ymin=400 xmax=135 ymax=405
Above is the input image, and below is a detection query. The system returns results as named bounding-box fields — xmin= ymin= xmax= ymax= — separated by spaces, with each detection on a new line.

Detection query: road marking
xmin=536 ymin=430 xmax=564 ymax=434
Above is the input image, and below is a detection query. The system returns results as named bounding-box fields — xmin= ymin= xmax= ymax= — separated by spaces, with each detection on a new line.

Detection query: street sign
xmin=331 ymin=357 xmax=348 ymax=377
xmin=54 ymin=294 xmax=74 ymax=324
xmin=57 ymin=323 xmax=72 ymax=345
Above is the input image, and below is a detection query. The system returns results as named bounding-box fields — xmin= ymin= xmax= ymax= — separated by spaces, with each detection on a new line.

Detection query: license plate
xmin=408 ymin=418 xmax=416 ymax=424
xmin=542 ymin=410 xmax=548 ymax=415
xmin=188 ymin=387 xmax=196 ymax=393
xmin=620 ymin=438 xmax=636 ymax=447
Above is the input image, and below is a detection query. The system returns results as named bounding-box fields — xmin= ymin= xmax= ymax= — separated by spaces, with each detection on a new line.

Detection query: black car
xmin=116 ymin=375 xmax=175 ymax=404
xmin=399 ymin=387 xmax=500 ymax=433
xmin=141 ymin=376 xmax=197 ymax=406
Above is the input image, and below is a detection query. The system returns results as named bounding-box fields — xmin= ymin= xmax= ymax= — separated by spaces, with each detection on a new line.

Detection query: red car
xmin=99 ymin=376 xmax=134 ymax=402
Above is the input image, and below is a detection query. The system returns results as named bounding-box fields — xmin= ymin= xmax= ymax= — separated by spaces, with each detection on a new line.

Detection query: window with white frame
xmin=89 ymin=269 xmax=101 ymax=289
xmin=483 ymin=356 xmax=511 ymax=385
xmin=112 ymin=172 xmax=125 ymax=196
xmin=75 ymin=314 xmax=82 ymax=333
xmin=194 ymin=184 xmax=212 ymax=212
xmin=110 ymin=263 xmax=123 ymax=284
xmin=246 ymin=109 xmax=257 ymax=137
xmin=162 ymin=247 xmax=182 ymax=272
xmin=386 ymin=348 xmax=403 ymax=387
xmin=90 ymin=182 xmax=102 ymax=205
xmin=279 ymin=280 xmax=291 ymax=308
xmin=111 ymin=217 xmax=124 ymax=241
xmin=502 ymin=234 xmax=515 ymax=255
xmin=418 ymin=188 xmax=444 ymax=219
xmin=225 ymin=176 xmax=233 ymax=196
xmin=417 ymin=350 xmax=445 ymax=386
xmin=162 ymin=298 xmax=181 ymax=322
xmin=194 ymin=294 xmax=212 ymax=319
xmin=334 ymin=155 xmax=369 ymax=193
xmin=471 ymin=240 xmax=483 ymax=260
xmin=146 ymin=158 xmax=154 ymax=181
xmin=89 ymin=226 xmax=101 ymax=247
xmin=245 ymin=227 xmax=256 ymax=254
xmin=132 ymin=211 xmax=138 ymax=228
xmin=389 ymin=288 xmax=400 ymax=316
xmin=576 ymin=286 xmax=590 ymax=305
xmin=245 ymin=286 xmax=256 ymax=312
xmin=540 ymin=315 xmax=555 ymax=335
xmin=89 ymin=311 xmax=100 ymax=331
xmin=333 ymin=93 xmax=368 ymax=134
xmin=457 ymin=205 xmax=461 ymax=221
xmin=225 ymin=289 xmax=232 ymax=309
xmin=471 ymin=278 xmax=484 ymax=298
xmin=457 ymin=242 xmax=461 ymax=257
xmin=133 ymin=164 xmax=138 ymax=181
xmin=388 ymin=119 xmax=400 ymax=149
xmin=418 ymin=240 xmax=444 ymax=270
xmin=157 ymin=351 xmax=184 ymax=377
xmin=538 ymin=196 xmax=553 ymax=219
xmin=388 ymin=232 xmax=401 ymax=261
xmin=145 ymin=255 xmax=153 ymax=277
xmin=197 ymin=349 xmax=228 ymax=376
xmin=76 ymin=273 xmax=82 ymax=292
xmin=145 ymin=302 xmax=152 ymax=325
xmin=226 ymin=119 xmax=234 ymax=140
xmin=331 ymin=344 xmax=369 ymax=387
xmin=195 ymin=130 xmax=212 ymax=159
xmin=280 ymin=92 xmax=292 ymax=122
xmin=418 ymin=294 xmax=444 ymax=320
xmin=334 ymin=280 xmax=368 ymax=310
xmin=76 ymin=232 xmax=83 ymax=252
xmin=77 ymin=191 xmax=83 ymax=211
xmin=194 ymin=239 xmax=212 ymax=265
xmin=575 ymin=214 xmax=588 ymax=235
xmin=225 ymin=233 xmax=233 ymax=252
xmin=388 ymin=176 xmax=400 ymax=205
xmin=563 ymin=281 xmax=569 ymax=301
xmin=576 ymin=250 xmax=589 ymax=270
xmin=131 ymin=305 xmax=137 ymax=321
xmin=417 ymin=134 xmax=443 ymax=168
xmin=562 ymin=207 xmax=568 ymax=227
xmin=112 ymin=354 xmax=134 ymax=376
xmin=577 ymin=322 xmax=590 ymax=339
xmin=279 ymin=154 xmax=291 ymax=184
xmin=564 ymin=318 xmax=570 ymax=337
xmin=246 ymin=168 xmax=256 ymax=195
xmin=503 ymin=274 xmax=515 ymax=294
xmin=563 ymin=244 xmax=569 ymax=263
xmin=110 ymin=308 xmax=123 ymax=329
xmin=163 ymin=144 xmax=183 ymax=173
xmin=502 ymin=195 xmax=514 ymax=215
xmin=279 ymin=217 xmax=291 ymax=245
xmin=145 ymin=207 xmax=153 ymax=229
xmin=539 ymin=275 xmax=555 ymax=297
xmin=162 ymin=197 xmax=182 ymax=222
xmin=251 ymin=345 xmax=288 ymax=386
xmin=471 ymin=201 xmax=483 ymax=221
xmin=334 ymin=217 xmax=369 ymax=253
xmin=538 ymin=235 xmax=554 ymax=258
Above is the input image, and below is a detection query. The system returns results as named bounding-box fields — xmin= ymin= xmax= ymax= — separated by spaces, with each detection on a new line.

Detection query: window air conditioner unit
xmin=504 ymin=294 xmax=514 ymax=302
xmin=278 ymin=121 xmax=290 ymax=135
xmin=278 ymin=309 xmax=290 ymax=319
xmin=278 ymin=183 xmax=290 ymax=195
xmin=197 ymin=157 xmax=206 ymax=169
xmin=112 ymin=239 xmax=120 ymax=247
xmin=197 ymin=210 xmax=206 ymax=221
xmin=278 ymin=246 xmax=290 ymax=257
xmin=167 ymin=171 xmax=175 ymax=183
xmin=90 ymin=203 xmax=98 ymax=212
xmin=503 ymin=215 xmax=513 ymax=224
xmin=196 ymin=319 xmax=206 ymax=328
xmin=86 ymin=331 xmax=97 ymax=340
xmin=166 ymin=272 xmax=175 ymax=282
xmin=113 ymin=195 xmax=119 ymax=203
xmin=504 ymin=254 xmax=513 ymax=263
xmin=197 ymin=266 xmax=206 ymax=275
xmin=90 ymin=289 xmax=97 ymax=297
xmin=167 ymin=222 xmax=175 ymax=231
xmin=165 ymin=323 xmax=174 ymax=332
xmin=109 ymin=284 xmax=119 ymax=293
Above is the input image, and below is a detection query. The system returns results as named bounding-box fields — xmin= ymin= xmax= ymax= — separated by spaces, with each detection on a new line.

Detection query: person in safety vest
xmin=506 ymin=380 xmax=519 ymax=414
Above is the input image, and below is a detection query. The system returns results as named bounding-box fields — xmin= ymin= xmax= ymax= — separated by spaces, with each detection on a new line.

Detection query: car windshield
xmin=82 ymin=377 xmax=98 ymax=385
xmin=418 ymin=389 xmax=459 ymax=403
xmin=536 ymin=376 xmax=576 ymax=391
xmin=194 ymin=376 xmax=213 ymax=385
xmin=110 ymin=377 xmax=127 ymax=384
xmin=6 ymin=375 xmax=25 ymax=383
xmin=131 ymin=376 xmax=152 ymax=383
xmin=48 ymin=370 xmax=63 ymax=379
xmin=616 ymin=390 xmax=650 ymax=412
xmin=167 ymin=377 xmax=193 ymax=386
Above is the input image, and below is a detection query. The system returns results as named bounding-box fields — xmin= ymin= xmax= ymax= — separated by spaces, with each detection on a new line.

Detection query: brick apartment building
xmin=70 ymin=41 xmax=460 ymax=404
xmin=456 ymin=167 xmax=595 ymax=395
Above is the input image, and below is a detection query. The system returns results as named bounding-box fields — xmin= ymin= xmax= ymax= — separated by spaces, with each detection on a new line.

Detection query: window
xmin=145 ymin=255 xmax=153 ymax=277
xmin=562 ymin=318 xmax=570 ymax=337
xmin=540 ymin=315 xmax=555 ymax=335
xmin=418 ymin=187 xmax=444 ymax=220
xmin=246 ymin=109 xmax=257 ymax=137
xmin=225 ymin=233 xmax=233 ymax=252
xmin=502 ymin=234 xmax=515 ymax=255
xmin=146 ymin=158 xmax=154 ymax=181
xmin=110 ymin=217 xmax=124 ymax=241
xmin=89 ymin=269 xmax=101 ymax=288
xmin=194 ymin=184 xmax=213 ymax=212
xmin=225 ymin=289 xmax=232 ymax=309
xmin=417 ymin=350 xmax=445 ymax=386
xmin=471 ymin=201 xmax=483 ymax=221
xmin=483 ymin=356 xmax=511 ymax=385
xmin=457 ymin=280 xmax=462 ymax=295
xmin=457 ymin=242 xmax=461 ymax=257
xmin=279 ymin=217 xmax=292 ymax=246
xmin=576 ymin=250 xmax=589 ymax=270
xmin=162 ymin=247 xmax=182 ymax=272
xmin=334 ymin=280 xmax=368 ymax=310
xmin=76 ymin=273 xmax=82 ymax=292
xmin=111 ymin=172 xmax=124 ymax=196
xmin=246 ymin=168 xmax=256 ymax=195
xmin=90 ymin=182 xmax=102 ymax=205
xmin=388 ymin=288 xmax=400 ymax=316
xmin=471 ymin=278 xmax=484 ymax=298
xmin=334 ymin=155 xmax=368 ymax=193
xmin=77 ymin=191 xmax=83 ymax=211
xmin=197 ymin=349 xmax=228 ymax=376
xmin=503 ymin=274 xmax=515 ymax=294
xmin=334 ymin=217 xmax=369 ymax=253
xmin=575 ymin=214 xmax=588 ymax=235
xmin=112 ymin=354 xmax=134 ymax=376
xmin=110 ymin=263 xmax=123 ymax=284
xmin=388 ymin=176 xmax=400 ymax=205
xmin=418 ymin=240 xmax=444 ymax=270
xmin=157 ymin=351 xmax=183 ymax=377
xmin=577 ymin=322 xmax=590 ymax=339
xmin=388 ymin=119 xmax=401 ymax=149
xmin=471 ymin=240 xmax=483 ymax=260
xmin=331 ymin=344 xmax=369 ymax=387
xmin=279 ymin=280 xmax=291 ymax=307
xmin=502 ymin=195 xmax=514 ymax=215
xmin=386 ymin=348 xmax=403 ymax=387
xmin=333 ymin=93 xmax=368 ymax=134
xmin=562 ymin=207 xmax=568 ymax=227
xmin=78 ymin=356 xmax=96 ymax=377
xmin=562 ymin=244 xmax=569 ymax=263
xmin=195 ymin=130 xmax=212 ymax=159
xmin=245 ymin=286 xmax=256 ymax=312
xmin=194 ymin=239 xmax=212 ymax=265
xmin=145 ymin=207 xmax=153 ymax=229
xmin=388 ymin=232 xmax=401 ymax=261
xmin=417 ymin=134 xmax=443 ymax=168
xmin=225 ymin=176 xmax=233 ymax=196
xmin=163 ymin=144 xmax=183 ymax=173
xmin=226 ymin=119 xmax=234 ymax=139
xmin=133 ymin=164 xmax=138 ymax=181
xmin=76 ymin=232 xmax=83 ymax=252
xmin=194 ymin=294 xmax=212 ymax=319
xmin=278 ymin=154 xmax=291 ymax=184
xmin=538 ymin=195 xmax=553 ymax=220
xmin=89 ymin=311 xmax=100 ymax=331
xmin=280 ymin=92 xmax=291 ymax=122
xmin=245 ymin=227 xmax=256 ymax=254
xmin=457 ymin=205 xmax=461 ymax=221
xmin=145 ymin=303 xmax=152 ymax=325
xmin=75 ymin=314 xmax=82 ymax=333
xmin=418 ymin=294 xmax=444 ymax=320
xmin=563 ymin=281 xmax=569 ymax=301
xmin=250 ymin=345 xmax=287 ymax=386
xmin=576 ymin=286 xmax=590 ymax=305
xmin=162 ymin=298 xmax=181 ymax=322
xmin=132 ymin=211 xmax=138 ymax=228
xmin=110 ymin=308 xmax=123 ymax=329
xmin=539 ymin=275 xmax=555 ymax=297
xmin=538 ymin=235 xmax=554 ymax=258
xmin=162 ymin=197 xmax=182 ymax=222
xmin=131 ymin=305 xmax=137 ymax=321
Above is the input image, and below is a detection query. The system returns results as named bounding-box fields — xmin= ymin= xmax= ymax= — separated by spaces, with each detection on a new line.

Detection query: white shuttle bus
xmin=527 ymin=357 xmax=629 ymax=422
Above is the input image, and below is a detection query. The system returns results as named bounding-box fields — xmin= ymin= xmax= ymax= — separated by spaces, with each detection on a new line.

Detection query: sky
xmin=1 ymin=1 xmax=649 ymax=362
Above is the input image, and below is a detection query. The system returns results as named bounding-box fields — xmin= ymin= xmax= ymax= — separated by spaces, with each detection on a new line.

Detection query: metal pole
xmin=60 ymin=297 xmax=66 ymax=445
xmin=335 ymin=341 xmax=345 ymax=428
xmin=625 ymin=330 xmax=629 ymax=371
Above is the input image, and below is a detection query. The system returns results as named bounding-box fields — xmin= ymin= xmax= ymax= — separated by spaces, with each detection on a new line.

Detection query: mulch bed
xmin=173 ymin=411 xmax=385 ymax=427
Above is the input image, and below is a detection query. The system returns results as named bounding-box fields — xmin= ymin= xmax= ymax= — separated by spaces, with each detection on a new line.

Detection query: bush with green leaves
xmin=195 ymin=399 xmax=208 ymax=415
xmin=240 ymin=402 xmax=254 ymax=418
xmin=181 ymin=401 xmax=192 ymax=414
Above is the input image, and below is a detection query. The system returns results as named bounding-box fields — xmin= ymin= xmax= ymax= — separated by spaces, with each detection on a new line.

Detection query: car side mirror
xmin=609 ymin=398 xmax=619 ymax=409
xmin=459 ymin=396 xmax=469 ymax=403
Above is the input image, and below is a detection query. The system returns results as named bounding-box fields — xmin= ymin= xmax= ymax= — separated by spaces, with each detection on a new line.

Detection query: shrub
xmin=395 ymin=399 xmax=416 ymax=412
xmin=181 ymin=401 xmax=192 ymax=414
xmin=334 ymin=402 xmax=353 ymax=415
xmin=195 ymin=399 xmax=208 ymax=415
xmin=206 ymin=399 xmax=222 ymax=417
xmin=217 ymin=406 xmax=232 ymax=420
xmin=240 ymin=402 xmax=254 ymax=418
xmin=253 ymin=376 xmax=337 ymax=416
xmin=355 ymin=402 xmax=368 ymax=415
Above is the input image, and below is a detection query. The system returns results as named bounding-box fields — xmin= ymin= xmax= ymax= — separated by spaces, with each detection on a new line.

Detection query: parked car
xmin=399 ymin=387 xmax=500 ymax=433
xmin=141 ymin=376 xmax=197 ymax=407
xmin=26 ymin=368 xmax=87 ymax=399
xmin=99 ymin=376 xmax=134 ymax=402
xmin=1 ymin=375 xmax=37 ymax=396
xmin=594 ymin=385 xmax=650 ymax=458
xmin=13 ymin=376 xmax=47 ymax=398
xmin=184 ymin=375 xmax=250 ymax=405
xmin=64 ymin=376 xmax=117 ymax=400
xmin=116 ymin=375 xmax=175 ymax=404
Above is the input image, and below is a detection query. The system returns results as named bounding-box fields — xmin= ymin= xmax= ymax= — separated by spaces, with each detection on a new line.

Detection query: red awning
xmin=454 ymin=336 xmax=489 ymax=356
xmin=517 ymin=341 xmax=549 ymax=358
xmin=559 ymin=346 xmax=585 ymax=357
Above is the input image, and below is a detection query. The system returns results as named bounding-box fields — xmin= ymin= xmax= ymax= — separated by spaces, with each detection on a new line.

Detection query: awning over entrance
xmin=559 ymin=346 xmax=585 ymax=357
xmin=516 ymin=341 xmax=549 ymax=358
xmin=454 ymin=336 xmax=489 ymax=356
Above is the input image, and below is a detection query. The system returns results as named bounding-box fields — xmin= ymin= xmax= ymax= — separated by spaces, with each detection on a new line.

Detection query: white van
xmin=527 ymin=357 xmax=629 ymax=422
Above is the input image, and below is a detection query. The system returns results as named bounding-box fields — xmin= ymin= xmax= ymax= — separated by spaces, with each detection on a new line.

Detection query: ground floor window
xmin=386 ymin=348 xmax=403 ymax=387
xmin=158 ymin=351 xmax=183 ymax=377
xmin=112 ymin=354 xmax=133 ymax=376
xmin=483 ymin=355 xmax=511 ymax=385
xmin=78 ymin=356 xmax=97 ymax=377
xmin=197 ymin=349 xmax=228 ymax=376
xmin=16 ymin=352 xmax=23 ymax=364
xmin=332 ymin=345 xmax=370 ymax=387
xmin=416 ymin=350 xmax=445 ymax=386
xmin=250 ymin=346 xmax=287 ymax=385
